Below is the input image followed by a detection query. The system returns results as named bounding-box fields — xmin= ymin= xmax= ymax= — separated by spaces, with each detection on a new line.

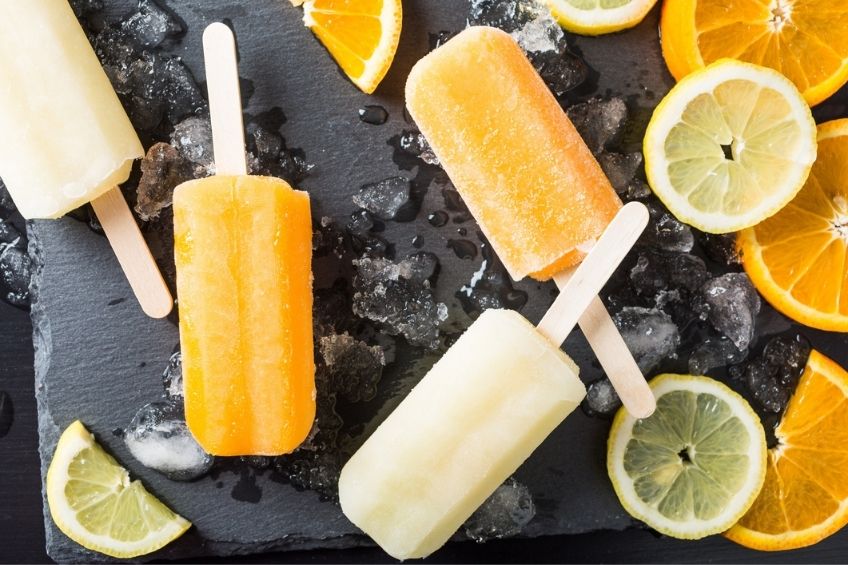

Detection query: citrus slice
xmin=739 ymin=119 xmax=848 ymax=332
xmin=643 ymin=58 xmax=817 ymax=233
xmin=726 ymin=350 xmax=848 ymax=550
xmin=46 ymin=421 xmax=190 ymax=558
xmin=544 ymin=0 xmax=658 ymax=35
xmin=301 ymin=0 xmax=402 ymax=94
xmin=660 ymin=0 xmax=848 ymax=107
xmin=608 ymin=374 xmax=767 ymax=539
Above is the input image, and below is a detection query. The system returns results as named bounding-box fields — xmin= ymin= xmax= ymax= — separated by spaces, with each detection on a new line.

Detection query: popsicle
xmin=405 ymin=26 xmax=655 ymax=418
xmin=173 ymin=23 xmax=315 ymax=456
xmin=0 ymin=0 xmax=172 ymax=318
xmin=340 ymin=202 xmax=649 ymax=560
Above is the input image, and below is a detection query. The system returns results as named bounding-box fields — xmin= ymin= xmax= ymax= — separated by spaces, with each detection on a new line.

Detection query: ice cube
xmin=731 ymin=335 xmax=811 ymax=414
xmin=171 ymin=115 xmax=214 ymax=173
xmin=352 ymin=177 xmax=412 ymax=221
xmin=319 ymin=334 xmax=385 ymax=403
xmin=273 ymin=451 xmax=341 ymax=500
xmin=567 ymin=98 xmax=628 ymax=155
xmin=464 ymin=477 xmax=536 ymax=543
xmin=531 ymin=49 xmax=589 ymax=97
xmin=345 ymin=210 xmax=391 ymax=257
xmin=251 ymin=126 xmax=284 ymax=159
xmin=468 ymin=0 xmax=587 ymax=96
xmin=613 ymin=306 xmax=680 ymax=373
xmin=162 ymin=351 xmax=183 ymax=399
xmin=0 ymin=219 xmax=21 ymax=246
xmin=699 ymin=232 xmax=741 ymax=266
xmin=597 ymin=152 xmax=643 ymax=195
xmin=698 ymin=273 xmax=761 ymax=350
xmin=630 ymin=251 xmax=710 ymax=297
xmin=120 ymin=0 xmax=183 ymax=49
xmin=124 ymin=401 xmax=214 ymax=481
xmin=398 ymin=130 xmax=440 ymax=166
xmin=93 ymin=14 xmax=205 ymax=133
xmin=352 ymin=255 xmax=448 ymax=349
xmin=641 ymin=206 xmax=695 ymax=253
xmin=70 ymin=0 xmax=103 ymax=18
xmin=583 ymin=378 xmax=622 ymax=417
xmin=688 ymin=336 xmax=747 ymax=375
xmin=468 ymin=0 xmax=520 ymax=31
xmin=135 ymin=143 xmax=193 ymax=221
xmin=0 ymin=244 xmax=31 ymax=309
xmin=508 ymin=4 xmax=564 ymax=54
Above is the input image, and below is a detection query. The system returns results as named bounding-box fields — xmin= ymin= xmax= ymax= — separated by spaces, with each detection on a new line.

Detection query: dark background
xmin=4 ymin=301 xmax=848 ymax=563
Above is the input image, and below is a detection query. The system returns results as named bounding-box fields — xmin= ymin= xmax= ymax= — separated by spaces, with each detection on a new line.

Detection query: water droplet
xmin=358 ymin=104 xmax=388 ymax=125
xmin=412 ymin=235 xmax=424 ymax=249
xmin=447 ymin=239 xmax=478 ymax=260
xmin=428 ymin=211 xmax=449 ymax=227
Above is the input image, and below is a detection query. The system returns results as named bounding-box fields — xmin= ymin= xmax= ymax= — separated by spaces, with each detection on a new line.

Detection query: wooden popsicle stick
xmin=203 ymin=22 xmax=247 ymax=176
xmin=554 ymin=269 xmax=656 ymax=418
xmin=90 ymin=187 xmax=173 ymax=318
xmin=537 ymin=201 xmax=649 ymax=348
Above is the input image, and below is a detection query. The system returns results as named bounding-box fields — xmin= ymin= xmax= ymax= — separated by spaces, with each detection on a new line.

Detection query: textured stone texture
xmin=31 ymin=0 xmax=680 ymax=561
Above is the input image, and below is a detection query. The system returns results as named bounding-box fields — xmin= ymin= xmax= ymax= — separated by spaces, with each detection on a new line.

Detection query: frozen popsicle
xmin=0 ymin=0 xmax=171 ymax=318
xmin=405 ymin=26 xmax=654 ymax=418
xmin=339 ymin=201 xmax=649 ymax=560
xmin=174 ymin=23 xmax=315 ymax=456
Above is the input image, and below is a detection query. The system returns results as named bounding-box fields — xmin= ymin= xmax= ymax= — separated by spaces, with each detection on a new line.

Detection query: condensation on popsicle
xmin=174 ymin=175 xmax=315 ymax=456
xmin=0 ymin=0 xmax=144 ymax=219
xmin=339 ymin=309 xmax=586 ymax=560
xmin=405 ymin=26 xmax=622 ymax=282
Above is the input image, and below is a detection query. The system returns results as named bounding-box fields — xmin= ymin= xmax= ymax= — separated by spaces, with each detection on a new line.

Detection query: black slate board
xmin=30 ymin=0 xmax=848 ymax=563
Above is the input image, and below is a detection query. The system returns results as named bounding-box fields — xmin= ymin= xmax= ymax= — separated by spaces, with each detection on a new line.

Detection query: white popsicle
xmin=0 ymin=0 xmax=143 ymax=219
xmin=340 ymin=308 xmax=585 ymax=560
xmin=0 ymin=0 xmax=172 ymax=318
xmin=339 ymin=202 xmax=649 ymax=560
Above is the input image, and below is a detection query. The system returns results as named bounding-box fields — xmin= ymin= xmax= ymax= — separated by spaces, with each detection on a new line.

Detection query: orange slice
xmin=300 ymin=0 xmax=402 ymax=94
xmin=661 ymin=0 xmax=848 ymax=106
xmin=738 ymin=119 xmax=848 ymax=332
xmin=725 ymin=350 xmax=848 ymax=550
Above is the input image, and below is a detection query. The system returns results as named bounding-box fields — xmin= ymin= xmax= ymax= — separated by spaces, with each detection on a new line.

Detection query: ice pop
xmin=340 ymin=202 xmax=649 ymax=560
xmin=174 ymin=23 xmax=315 ymax=456
xmin=0 ymin=0 xmax=171 ymax=318
xmin=406 ymin=26 xmax=655 ymax=418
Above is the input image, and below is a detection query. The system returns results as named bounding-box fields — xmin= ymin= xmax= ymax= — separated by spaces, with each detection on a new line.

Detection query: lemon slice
xmin=301 ymin=0 xmax=402 ymax=94
xmin=644 ymin=59 xmax=817 ymax=233
xmin=545 ymin=0 xmax=658 ymax=35
xmin=608 ymin=374 xmax=767 ymax=539
xmin=46 ymin=421 xmax=191 ymax=558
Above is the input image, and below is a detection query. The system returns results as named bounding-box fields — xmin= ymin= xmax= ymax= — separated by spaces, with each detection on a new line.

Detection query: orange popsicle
xmin=174 ymin=175 xmax=315 ymax=455
xmin=406 ymin=26 xmax=621 ymax=282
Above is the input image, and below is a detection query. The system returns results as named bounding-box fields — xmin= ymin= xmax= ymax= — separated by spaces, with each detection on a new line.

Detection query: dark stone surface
xmin=27 ymin=0 xmax=847 ymax=563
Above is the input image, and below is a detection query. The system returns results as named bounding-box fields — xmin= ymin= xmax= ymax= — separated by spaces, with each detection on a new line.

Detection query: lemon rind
xmin=546 ymin=0 xmax=657 ymax=35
